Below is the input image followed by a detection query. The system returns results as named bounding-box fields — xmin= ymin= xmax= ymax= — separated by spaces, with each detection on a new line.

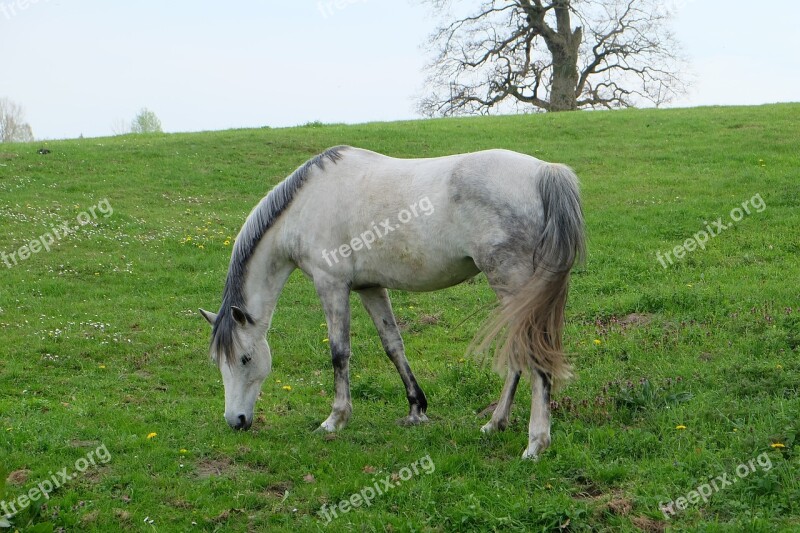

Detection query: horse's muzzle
xmin=228 ymin=414 xmax=252 ymax=431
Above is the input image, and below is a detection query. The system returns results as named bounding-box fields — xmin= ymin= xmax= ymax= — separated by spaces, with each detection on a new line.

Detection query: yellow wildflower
xmin=675 ymin=425 xmax=687 ymax=430
xmin=147 ymin=432 xmax=157 ymax=439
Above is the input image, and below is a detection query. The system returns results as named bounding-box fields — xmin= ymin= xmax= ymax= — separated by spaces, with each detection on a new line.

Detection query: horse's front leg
xmin=358 ymin=287 xmax=428 ymax=425
xmin=522 ymin=369 xmax=552 ymax=460
xmin=315 ymin=280 xmax=352 ymax=432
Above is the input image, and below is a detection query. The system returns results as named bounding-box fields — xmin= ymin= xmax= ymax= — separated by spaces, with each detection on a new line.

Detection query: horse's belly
xmin=352 ymin=255 xmax=480 ymax=292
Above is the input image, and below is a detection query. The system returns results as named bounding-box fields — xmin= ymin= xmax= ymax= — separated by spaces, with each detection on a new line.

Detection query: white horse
xmin=200 ymin=146 xmax=585 ymax=459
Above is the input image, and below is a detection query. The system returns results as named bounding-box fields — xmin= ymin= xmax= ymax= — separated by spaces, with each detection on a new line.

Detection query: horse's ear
xmin=231 ymin=306 xmax=252 ymax=327
xmin=199 ymin=309 xmax=218 ymax=326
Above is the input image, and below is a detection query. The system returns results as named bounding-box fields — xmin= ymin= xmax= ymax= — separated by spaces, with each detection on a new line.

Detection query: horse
xmin=200 ymin=145 xmax=585 ymax=459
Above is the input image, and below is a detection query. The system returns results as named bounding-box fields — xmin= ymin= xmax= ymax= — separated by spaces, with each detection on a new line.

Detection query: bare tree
xmin=110 ymin=118 xmax=130 ymax=136
xmin=130 ymin=108 xmax=163 ymax=134
xmin=420 ymin=0 xmax=686 ymax=115
xmin=0 ymin=98 xmax=34 ymax=142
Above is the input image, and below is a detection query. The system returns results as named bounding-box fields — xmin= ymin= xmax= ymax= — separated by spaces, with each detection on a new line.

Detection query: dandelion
xmin=282 ymin=385 xmax=292 ymax=391
xmin=675 ymin=425 xmax=687 ymax=430
xmin=98 ymin=364 xmax=106 ymax=369
xmin=179 ymin=449 xmax=188 ymax=454
xmin=275 ymin=379 xmax=282 ymax=383
xmin=224 ymin=240 xmax=230 ymax=246
xmin=147 ymin=432 xmax=157 ymax=439
xmin=770 ymin=443 xmax=786 ymax=449
xmin=593 ymin=339 xmax=601 ymax=346
xmin=198 ymin=245 xmax=204 ymax=250
xmin=323 ymin=338 xmax=329 ymax=343
xmin=776 ymin=364 xmax=783 ymax=370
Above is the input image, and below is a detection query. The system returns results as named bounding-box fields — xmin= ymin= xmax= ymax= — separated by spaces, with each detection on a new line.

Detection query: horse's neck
xmin=241 ymin=240 xmax=295 ymax=331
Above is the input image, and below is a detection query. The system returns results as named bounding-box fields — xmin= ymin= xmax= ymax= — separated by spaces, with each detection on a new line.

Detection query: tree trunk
xmin=550 ymin=49 xmax=579 ymax=111
xmin=547 ymin=1 xmax=581 ymax=112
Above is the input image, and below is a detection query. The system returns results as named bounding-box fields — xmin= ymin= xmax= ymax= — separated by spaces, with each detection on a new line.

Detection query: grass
xmin=0 ymin=103 xmax=798 ymax=532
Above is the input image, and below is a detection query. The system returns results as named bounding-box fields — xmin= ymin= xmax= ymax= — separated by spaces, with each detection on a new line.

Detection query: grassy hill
xmin=0 ymin=104 xmax=798 ymax=531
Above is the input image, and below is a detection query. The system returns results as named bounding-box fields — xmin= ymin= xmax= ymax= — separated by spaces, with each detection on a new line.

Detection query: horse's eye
xmin=241 ymin=354 xmax=252 ymax=366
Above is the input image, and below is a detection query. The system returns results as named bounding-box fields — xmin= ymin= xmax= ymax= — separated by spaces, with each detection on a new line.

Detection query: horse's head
xmin=200 ymin=307 xmax=271 ymax=430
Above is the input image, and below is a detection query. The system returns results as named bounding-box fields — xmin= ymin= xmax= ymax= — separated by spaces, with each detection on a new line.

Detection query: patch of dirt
xmin=170 ymin=499 xmax=194 ymax=509
xmin=593 ymin=313 xmax=654 ymax=336
xmin=7 ymin=469 xmax=31 ymax=485
xmin=195 ymin=456 xmax=235 ymax=479
xmin=578 ymin=489 xmax=633 ymax=518
xmin=80 ymin=510 xmax=100 ymax=525
xmin=113 ymin=509 xmax=132 ymax=522
xmin=208 ymin=508 xmax=244 ymax=524
xmin=419 ymin=314 xmax=441 ymax=326
xmin=619 ymin=313 xmax=652 ymax=327
xmin=631 ymin=516 xmax=666 ymax=532
xmin=263 ymin=481 xmax=292 ymax=498
xmin=82 ymin=466 xmax=109 ymax=484
xmin=606 ymin=498 xmax=633 ymax=516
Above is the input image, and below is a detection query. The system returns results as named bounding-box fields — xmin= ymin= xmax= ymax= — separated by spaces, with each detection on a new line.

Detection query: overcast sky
xmin=1 ymin=0 xmax=798 ymax=140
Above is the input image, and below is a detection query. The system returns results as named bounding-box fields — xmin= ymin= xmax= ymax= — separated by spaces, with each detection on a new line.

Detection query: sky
xmin=1 ymin=0 xmax=798 ymax=140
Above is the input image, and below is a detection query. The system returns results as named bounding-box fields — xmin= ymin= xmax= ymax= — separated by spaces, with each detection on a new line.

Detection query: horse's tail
xmin=474 ymin=162 xmax=586 ymax=384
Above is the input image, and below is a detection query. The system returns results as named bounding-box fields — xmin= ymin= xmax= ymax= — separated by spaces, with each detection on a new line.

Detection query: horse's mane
xmin=211 ymin=146 xmax=348 ymax=364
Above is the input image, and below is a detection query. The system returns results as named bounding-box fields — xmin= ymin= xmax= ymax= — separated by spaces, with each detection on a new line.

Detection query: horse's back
xmin=282 ymin=147 xmax=551 ymax=291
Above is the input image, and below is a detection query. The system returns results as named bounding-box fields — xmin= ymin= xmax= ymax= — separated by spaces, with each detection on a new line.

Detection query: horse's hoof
xmin=398 ymin=413 xmax=429 ymax=426
xmin=522 ymin=434 xmax=550 ymax=460
xmin=521 ymin=448 xmax=541 ymax=461
xmin=480 ymin=421 xmax=496 ymax=434
xmin=315 ymin=421 xmax=337 ymax=434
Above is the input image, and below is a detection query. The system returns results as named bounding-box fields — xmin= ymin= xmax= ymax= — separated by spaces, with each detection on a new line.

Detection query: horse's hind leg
xmin=523 ymin=369 xmax=552 ymax=460
xmin=315 ymin=279 xmax=353 ymax=432
xmin=358 ymin=287 xmax=428 ymax=425
xmin=479 ymin=263 xmax=553 ymax=458
xmin=480 ymin=368 xmax=521 ymax=434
